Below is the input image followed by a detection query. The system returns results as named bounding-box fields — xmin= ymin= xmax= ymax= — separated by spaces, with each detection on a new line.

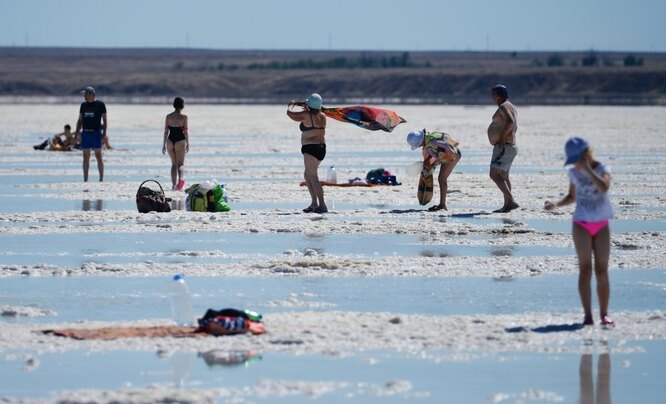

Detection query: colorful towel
xmin=299 ymin=180 xmax=377 ymax=187
xmin=322 ymin=106 xmax=406 ymax=132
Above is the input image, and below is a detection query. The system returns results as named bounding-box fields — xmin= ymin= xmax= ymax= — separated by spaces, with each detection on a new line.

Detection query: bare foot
xmin=494 ymin=202 xmax=519 ymax=213
xmin=504 ymin=202 xmax=519 ymax=212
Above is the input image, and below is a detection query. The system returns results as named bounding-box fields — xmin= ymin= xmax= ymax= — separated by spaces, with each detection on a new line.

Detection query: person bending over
xmin=407 ymin=129 xmax=461 ymax=211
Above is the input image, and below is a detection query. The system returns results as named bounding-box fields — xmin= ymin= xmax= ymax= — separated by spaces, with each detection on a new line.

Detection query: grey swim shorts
xmin=490 ymin=144 xmax=518 ymax=172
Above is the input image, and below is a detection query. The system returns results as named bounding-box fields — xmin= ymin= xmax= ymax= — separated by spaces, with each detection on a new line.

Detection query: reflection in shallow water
xmin=169 ymin=351 xmax=194 ymax=389
xmin=81 ymin=199 xmax=104 ymax=211
xmin=500 ymin=218 xmax=520 ymax=225
xmin=491 ymin=246 xmax=515 ymax=257
xmin=168 ymin=350 xmax=261 ymax=388
xmin=170 ymin=198 xmax=185 ymax=211
xmin=420 ymin=249 xmax=453 ymax=258
xmin=579 ymin=353 xmax=611 ymax=404
xmin=199 ymin=350 xmax=262 ymax=367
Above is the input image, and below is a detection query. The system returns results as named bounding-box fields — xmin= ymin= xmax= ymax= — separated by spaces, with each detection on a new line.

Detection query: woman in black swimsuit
xmin=287 ymin=93 xmax=328 ymax=213
xmin=162 ymin=97 xmax=189 ymax=190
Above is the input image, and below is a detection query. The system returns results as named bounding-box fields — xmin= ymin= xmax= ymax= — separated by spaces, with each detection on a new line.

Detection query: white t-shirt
xmin=568 ymin=162 xmax=614 ymax=222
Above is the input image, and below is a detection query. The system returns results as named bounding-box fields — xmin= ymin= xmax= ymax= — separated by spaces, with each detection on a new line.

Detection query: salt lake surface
xmin=0 ymin=104 xmax=665 ymax=403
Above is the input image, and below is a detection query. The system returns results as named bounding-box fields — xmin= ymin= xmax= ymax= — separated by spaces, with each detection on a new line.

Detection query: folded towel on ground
xmin=299 ymin=180 xmax=376 ymax=187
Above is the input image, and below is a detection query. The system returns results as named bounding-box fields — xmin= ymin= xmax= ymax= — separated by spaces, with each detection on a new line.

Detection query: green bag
xmin=189 ymin=190 xmax=208 ymax=212
xmin=212 ymin=185 xmax=231 ymax=212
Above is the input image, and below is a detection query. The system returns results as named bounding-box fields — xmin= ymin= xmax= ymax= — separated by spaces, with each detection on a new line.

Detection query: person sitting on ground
xmin=54 ymin=124 xmax=77 ymax=150
xmin=407 ymin=129 xmax=461 ymax=211
xmin=34 ymin=124 xmax=77 ymax=151
xmin=102 ymin=132 xmax=113 ymax=150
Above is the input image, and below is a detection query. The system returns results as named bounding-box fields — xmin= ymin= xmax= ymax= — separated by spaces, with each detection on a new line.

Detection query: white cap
xmin=406 ymin=130 xmax=425 ymax=150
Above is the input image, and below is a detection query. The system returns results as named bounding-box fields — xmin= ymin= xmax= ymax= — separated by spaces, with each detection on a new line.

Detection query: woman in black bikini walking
xmin=162 ymin=97 xmax=189 ymax=190
xmin=287 ymin=93 xmax=328 ymax=213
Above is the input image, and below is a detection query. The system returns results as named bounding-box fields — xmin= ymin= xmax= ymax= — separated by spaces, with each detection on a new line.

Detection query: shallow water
xmin=1 ymin=270 xmax=663 ymax=324
xmin=0 ymin=231 xmax=572 ymax=268
xmin=2 ymin=344 xmax=665 ymax=402
xmin=1 ymin=104 xmax=665 ymax=402
xmin=445 ymin=215 xmax=666 ymax=233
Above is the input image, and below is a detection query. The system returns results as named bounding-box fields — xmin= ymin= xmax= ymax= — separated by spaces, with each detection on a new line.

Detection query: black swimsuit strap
xmin=307 ymin=110 xmax=325 ymax=130
xmin=308 ymin=110 xmax=315 ymax=127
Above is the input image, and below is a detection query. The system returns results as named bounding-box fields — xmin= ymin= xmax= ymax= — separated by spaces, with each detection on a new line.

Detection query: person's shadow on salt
xmin=450 ymin=211 xmax=491 ymax=218
xmin=505 ymin=323 xmax=586 ymax=333
xmin=579 ymin=353 xmax=612 ymax=404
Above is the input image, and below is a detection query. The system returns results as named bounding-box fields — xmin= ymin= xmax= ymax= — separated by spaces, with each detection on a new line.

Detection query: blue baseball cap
xmin=564 ymin=137 xmax=589 ymax=165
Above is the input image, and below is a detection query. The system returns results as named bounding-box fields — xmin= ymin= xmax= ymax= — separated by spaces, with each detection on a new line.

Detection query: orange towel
xmin=40 ymin=325 xmax=207 ymax=340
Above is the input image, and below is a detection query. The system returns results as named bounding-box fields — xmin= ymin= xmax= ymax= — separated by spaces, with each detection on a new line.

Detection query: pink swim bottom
xmin=574 ymin=220 xmax=609 ymax=237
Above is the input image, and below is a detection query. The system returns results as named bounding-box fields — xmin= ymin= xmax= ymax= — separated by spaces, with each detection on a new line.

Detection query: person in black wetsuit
xmin=162 ymin=97 xmax=189 ymax=190
xmin=287 ymin=93 xmax=328 ymax=213
xmin=75 ymin=86 xmax=107 ymax=182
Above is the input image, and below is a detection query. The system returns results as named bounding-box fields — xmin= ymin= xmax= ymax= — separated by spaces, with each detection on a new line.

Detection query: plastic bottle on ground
xmin=326 ymin=165 xmax=337 ymax=183
xmin=406 ymin=161 xmax=423 ymax=177
xmin=169 ymin=274 xmax=194 ymax=326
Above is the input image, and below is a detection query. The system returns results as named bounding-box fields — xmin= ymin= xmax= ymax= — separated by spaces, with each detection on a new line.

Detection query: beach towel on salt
xmin=41 ymin=308 xmax=266 ymax=340
xmin=299 ymin=180 xmax=377 ymax=187
xmin=40 ymin=325 xmax=206 ymax=340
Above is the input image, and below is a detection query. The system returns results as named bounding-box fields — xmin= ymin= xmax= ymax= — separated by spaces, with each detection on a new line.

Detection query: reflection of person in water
xmin=579 ymin=353 xmax=611 ymax=404
xmin=198 ymin=350 xmax=261 ymax=367
xmin=82 ymin=199 xmax=104 ymax=211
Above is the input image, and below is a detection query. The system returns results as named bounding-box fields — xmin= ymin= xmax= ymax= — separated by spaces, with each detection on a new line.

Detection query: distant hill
xmin=1 ymin=47 xmax=665 ymax=105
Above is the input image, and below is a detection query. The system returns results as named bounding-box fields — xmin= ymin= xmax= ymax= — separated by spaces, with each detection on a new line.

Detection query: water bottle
xmin=327 ymin=165 xmax=337 ymax=183
xmin=169 ymin=274 xmax=194 ymax=326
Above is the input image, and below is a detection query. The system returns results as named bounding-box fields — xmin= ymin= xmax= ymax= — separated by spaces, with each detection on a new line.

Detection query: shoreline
xmin=1 ymin=95 xmax=665 ymax=106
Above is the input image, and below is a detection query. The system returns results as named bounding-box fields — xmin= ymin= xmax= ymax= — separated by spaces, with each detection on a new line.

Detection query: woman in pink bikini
xmin=545 ymin=137 xmax=614 ymax=326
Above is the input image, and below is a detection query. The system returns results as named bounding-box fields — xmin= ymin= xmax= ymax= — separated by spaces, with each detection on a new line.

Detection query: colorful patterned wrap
xmin=322 ymin=105 xmax=406 ymax=132
xmin=422 ymin=131 xmax=460 ymax=164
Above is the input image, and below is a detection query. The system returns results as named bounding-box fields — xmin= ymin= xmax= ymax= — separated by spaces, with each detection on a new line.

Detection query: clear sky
xmin=1 ymin=0 xmax=663 ymax=52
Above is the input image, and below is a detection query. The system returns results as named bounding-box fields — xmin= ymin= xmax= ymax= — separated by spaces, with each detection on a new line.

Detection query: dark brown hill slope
xmin=1 ymin=48 xmax=665 ymax=105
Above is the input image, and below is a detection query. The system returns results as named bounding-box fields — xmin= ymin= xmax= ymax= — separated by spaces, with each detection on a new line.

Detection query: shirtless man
xmin=487 ymin=84 xmax=519 ymax=213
